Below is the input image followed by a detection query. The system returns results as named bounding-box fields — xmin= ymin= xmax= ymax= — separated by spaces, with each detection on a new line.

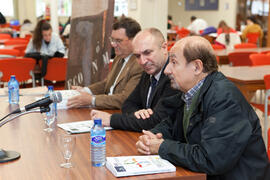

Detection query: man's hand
xmin=71 ymin=86 xmax=84 ymax=91
xmin=90 ymin=110 xmax=112 ymax=127
xmin=136 ymin=130 xmax=163 ymax=155
xmin=134 ymin=109 xmax=153 ymax=119
xmin=67 ymin=91 xmax=92 ymax=108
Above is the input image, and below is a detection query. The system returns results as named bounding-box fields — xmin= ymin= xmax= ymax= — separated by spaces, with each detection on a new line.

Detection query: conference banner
xmin=66 ymin=0 xmax=114 ymax=89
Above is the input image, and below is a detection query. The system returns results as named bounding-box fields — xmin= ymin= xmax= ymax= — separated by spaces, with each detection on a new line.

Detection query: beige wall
xmin=128 ymin=0 xmax=168 ymax=38
xmin=168 ymin=0 xmax=237 ymax=29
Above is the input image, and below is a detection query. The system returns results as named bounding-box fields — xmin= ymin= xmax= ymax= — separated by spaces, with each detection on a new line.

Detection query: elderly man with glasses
xmin=67 ymin=17 xmax=143 ymax=109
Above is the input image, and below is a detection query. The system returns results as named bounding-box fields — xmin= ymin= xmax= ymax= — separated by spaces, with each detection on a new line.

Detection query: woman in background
xmin=217 ymin=20 xmax=237 ymax=35
xmin=25 ymin=20 xmax=65 ymax=77
xmin=241 ymin=16 xmax=263 ymax=46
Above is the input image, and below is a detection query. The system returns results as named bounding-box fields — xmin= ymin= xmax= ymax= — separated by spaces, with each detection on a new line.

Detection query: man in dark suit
xmin=67 ymin=17 xmax=143 ymax=109
xmin=91 ymin=28 xmax=178 ymax=132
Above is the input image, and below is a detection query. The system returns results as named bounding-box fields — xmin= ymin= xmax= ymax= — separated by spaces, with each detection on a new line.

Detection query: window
xmin=114 ymin=0 xmax=128 ymax=17
xmin=36 ymin=0 xmax=72 ymax=17
xmin=58 ymin=0 xmax=72 ymax=16
xmin=248 ymin=0 xmax=269 ymax=16
xmin=0 ymin=0 xmax=14 ymax=17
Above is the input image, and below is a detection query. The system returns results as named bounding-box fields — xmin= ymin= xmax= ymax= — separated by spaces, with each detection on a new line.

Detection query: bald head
xmin=133 ymin=28 xmax=165 ymax=48
xmin=132 ymin=28 xmax=168 ymax=76
xmin=172 ymin=36 xmax=218 ymax=73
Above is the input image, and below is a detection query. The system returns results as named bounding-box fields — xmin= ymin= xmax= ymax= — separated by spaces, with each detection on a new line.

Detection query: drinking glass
xmin=59 ymin=134 xmax=76 ymax=168
xmin=43 ymin=110 xmax=55 ymax=132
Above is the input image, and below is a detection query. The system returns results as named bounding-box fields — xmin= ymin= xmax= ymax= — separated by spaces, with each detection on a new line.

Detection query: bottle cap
xmin=10 ymin=75 xmax=16 ymax=80
xmin=94 ymin=118 xmax=102 ymax=125
xmin=48 ymin=86 xmax=54 ymax=90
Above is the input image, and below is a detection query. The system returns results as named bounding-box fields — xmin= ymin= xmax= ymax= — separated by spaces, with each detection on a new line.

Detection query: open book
xmin=106 ymin=155 xmax=176 ymax=177
xmin=57 ymin=120 xmax=112 ymax=134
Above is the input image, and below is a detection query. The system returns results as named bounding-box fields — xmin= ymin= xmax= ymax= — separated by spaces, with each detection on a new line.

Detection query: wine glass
xmin=43 ymin=106 xmax=56 ymax=132
xmin=59 ymin=134 xmax=76 ymax=168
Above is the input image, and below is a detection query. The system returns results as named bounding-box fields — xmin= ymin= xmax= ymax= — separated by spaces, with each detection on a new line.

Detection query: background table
xmin=219 ymin=65 xmax=270 ymax=101
xmin=0 ymin=96 xmax=206 ymax=180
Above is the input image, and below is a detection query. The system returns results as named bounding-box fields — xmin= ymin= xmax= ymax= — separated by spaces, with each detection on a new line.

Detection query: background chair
xmin=41 ymin=57 xmax=67 ymax=89
xmin=13 ymin=44 xmax=27 ymax=56
xmin=0 ymin=33 xmax=11 ymax=39
xmin=250 ymin=74 xmax=270 ymax=159
xmin=0 ymin=49 xmax=20 ymax=56
xmin=234 ymin=43 xmax=257 ymax=49
xmin=212 ymin=44 xmax=225 ymax=50
xmin=4 ymin=39 xmax=28 ymax=45
xmin=246 ymin=32 xmax=260 ymax=46
xmin=0 ymin=58 xmax=36 ymax=87
xmin=228 ymin=51 xmax=257 ymax=66
xmin=250 ymin=54 xmax=270 ymax=66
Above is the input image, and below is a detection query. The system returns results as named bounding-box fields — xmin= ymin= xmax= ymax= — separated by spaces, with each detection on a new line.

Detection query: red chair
xmin=212 ymin=44 xmax=225 ymax=50
xmin=4 ymin=39 xmax=28 ymax=45
xmin=0 ymin=58 xmax=36 ymax=87
xmin=13 ymin=44 xmax=27 ymax=56
xmin=246 ymin=32 xmax=260 ymax=45
xmin=0 ymin=33 xmax=11 ymax=39
xmin=41 ymin=58 xmax=68 ymax=90
xmin=228 ymin=52 xmax=257 ymax=66
xmin=249 ymin=54 xmax=270 ymax=66
xmin=234 ymin=43 xmax=257 ymax=49
xmin=176 ymin=28 xmax=190 ymax=39
xmin=0 ymin=49 xmax=21 ymax=56
xmin=250 ymin=75 xmax=270 ymax=159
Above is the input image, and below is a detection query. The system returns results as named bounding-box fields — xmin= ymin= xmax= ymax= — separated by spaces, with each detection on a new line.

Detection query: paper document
xmin=57 ymin=120 xmax=113 ymax=134
xmin=55 ymin=90 xmax=81 ymax=109
xmin=106 ymin=155 xmax=176 ymax=177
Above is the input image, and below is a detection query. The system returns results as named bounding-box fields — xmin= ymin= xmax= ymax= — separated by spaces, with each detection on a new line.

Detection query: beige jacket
xmin=89 ymin=55 xmax=143 ymax=109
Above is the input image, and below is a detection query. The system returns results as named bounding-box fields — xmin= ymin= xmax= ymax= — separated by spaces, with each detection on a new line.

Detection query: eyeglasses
xmin=109 ymin=37 xmax=128 ymax=45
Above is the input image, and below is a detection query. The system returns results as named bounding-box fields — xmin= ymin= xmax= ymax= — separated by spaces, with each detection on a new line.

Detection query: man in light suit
xmin=90 ymin=28 xmax=178 ymax=131
xmin=67 ymin=17 xmax=143 ymax=109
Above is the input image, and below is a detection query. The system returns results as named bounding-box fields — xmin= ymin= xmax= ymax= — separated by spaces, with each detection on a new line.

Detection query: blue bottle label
xmin=91 ymin=136 xmax=106 ymax=145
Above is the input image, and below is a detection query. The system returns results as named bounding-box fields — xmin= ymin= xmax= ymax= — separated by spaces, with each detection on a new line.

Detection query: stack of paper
xmin=106 ymin=155 xmax=176 ymax=177
xmin=57 ymin=120 xmax=113 ymax=134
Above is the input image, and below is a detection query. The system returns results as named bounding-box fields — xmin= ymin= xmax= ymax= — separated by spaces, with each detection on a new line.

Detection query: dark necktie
xmin=147 ymin=76 xmax=157 ymax=108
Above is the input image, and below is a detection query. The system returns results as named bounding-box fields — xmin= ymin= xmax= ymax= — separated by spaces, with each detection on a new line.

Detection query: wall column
xmin=128 ymin=0 xmax=168 ymax=38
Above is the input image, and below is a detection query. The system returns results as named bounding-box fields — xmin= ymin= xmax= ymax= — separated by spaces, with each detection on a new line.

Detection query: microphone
xmin=14 ymin=92 xmax=62 ymax=113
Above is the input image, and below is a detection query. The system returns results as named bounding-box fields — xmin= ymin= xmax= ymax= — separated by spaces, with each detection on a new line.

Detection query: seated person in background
xmin=136 ymin=36 xmax=270 ymax=179
xmin=25 ymin=20 xmax=65 ymax=77
xmin=217 ymin=20 xmax=237 ymax=35
xmin=67 ymin=17 xmax=143 ymax=110
xmin=20 ymin=19 xmax=34 ymax=38
xmin=187 ymin=16 xmax=207 ymax=35
xmin=241 ymin=16 xmax=263 ymax=45
xmin=91 ymin=28 xmax=178 ymax=131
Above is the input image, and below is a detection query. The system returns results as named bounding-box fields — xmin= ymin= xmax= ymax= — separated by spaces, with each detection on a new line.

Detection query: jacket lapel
xmin=113 ymin=55 xmax=135 ymax=88
xmin=147 ymin=59 xmax=169 ymax=107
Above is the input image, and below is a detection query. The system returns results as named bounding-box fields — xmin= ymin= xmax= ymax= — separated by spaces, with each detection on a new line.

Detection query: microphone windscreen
xmin=55 ymin=92 xmax=62 ymax=103
xmin=50 ymin=92 xmax=62 ymax=103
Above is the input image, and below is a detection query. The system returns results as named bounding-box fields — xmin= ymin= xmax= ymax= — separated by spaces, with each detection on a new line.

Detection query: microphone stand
xmin=0 ymin=106 xmax=50 ymax=163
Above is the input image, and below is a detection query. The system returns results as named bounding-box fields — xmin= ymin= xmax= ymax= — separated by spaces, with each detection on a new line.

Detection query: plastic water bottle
xmin=45 ymin=86 xmax=56 ymax=126
xmin=12 ymin=30 xmax=17 ymax=38
xmin=8 ymin=75 xmax=19 ymax=104
xmin=91 ymin=119 xmax=106 ymax=167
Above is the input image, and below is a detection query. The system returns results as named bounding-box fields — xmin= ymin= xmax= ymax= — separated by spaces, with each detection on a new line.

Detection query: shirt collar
xmin=181 ymin=78 xmax=205 ymax=109
xmin=123 ymin=54 xmax=132 ymax=63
